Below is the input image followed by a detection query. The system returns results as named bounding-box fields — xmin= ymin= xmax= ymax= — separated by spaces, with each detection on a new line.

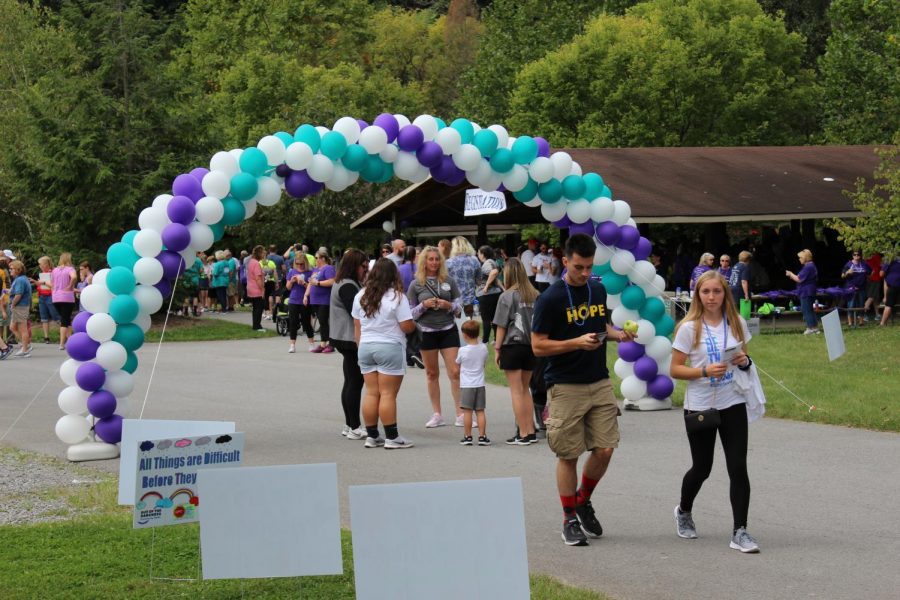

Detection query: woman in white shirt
xmin=352 ymin=258 xmax=417 ymax=450
xmin=670 ymin=269 xmax=759 ymax=553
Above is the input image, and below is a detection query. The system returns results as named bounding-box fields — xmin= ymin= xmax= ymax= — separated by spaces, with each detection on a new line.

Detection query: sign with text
xmin=464 ymin=189 xmax=507 ymax=217
xmin=133 ymin=432 xmax=244 ymax=528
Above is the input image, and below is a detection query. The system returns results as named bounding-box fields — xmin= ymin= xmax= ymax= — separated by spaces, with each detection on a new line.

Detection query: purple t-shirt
xmin=398 ymin=262 xmax=415 ymax=294
xmin=287 ymin=268 xmax=311 ymax=305
xmin=689 ymin=265 xmax=711 ymax=290
xmin=308 ymin=264 xmax=335 ymax=305
xmin=883 ymin=259 xmax=900 ymax=288
xmin=842 ymin=260 xmax=871 ymax=289
xmin=796 ymin=261 xmax=818 ymax=298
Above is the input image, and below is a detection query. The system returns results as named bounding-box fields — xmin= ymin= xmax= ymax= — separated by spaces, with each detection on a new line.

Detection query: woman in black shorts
xmin=492 ymin=258 xmax=539 ymax=444
xmin=407 ymin=246 xmax=463 ymax=428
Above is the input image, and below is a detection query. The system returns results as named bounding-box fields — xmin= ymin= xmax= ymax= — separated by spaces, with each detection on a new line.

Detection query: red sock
xmin=576 ymin=475 xmax=600 ymax=505
xmin=560 ymin=494 xmax=577 ymax=520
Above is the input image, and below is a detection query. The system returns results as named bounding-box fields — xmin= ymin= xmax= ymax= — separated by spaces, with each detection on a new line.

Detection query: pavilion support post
xmin=704 ymin=222 xmax=728 ymax=256
xmin=801 ymin=219 xmax=816 ymax=249
xmin=477 ymin=217 xmax=487 ymax=247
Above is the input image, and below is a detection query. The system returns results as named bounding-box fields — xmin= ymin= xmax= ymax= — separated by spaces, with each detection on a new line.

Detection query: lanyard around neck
xmin=563 ymin=278 xmax=591 ymax=327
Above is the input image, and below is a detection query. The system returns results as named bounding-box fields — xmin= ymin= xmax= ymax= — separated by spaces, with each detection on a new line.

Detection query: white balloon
xmin=333 ymin=116 xmax=361 ymax=145
xmin=133 ymin=311 xmax=152 ymax=333
xmin=132 ymin=284 xmax=163 ymax=315
xmin=471 ymin=122 xmax=481 ymax=134
xmin=610 ymin=249 xmax=636 ymax=275
xmin=651 ymin=275 xmax=667 ymax=296
xmin=606 ymin=293 xmax=621 ymax=310
xmin=611 ymin=200 xmax=632 ymax=226
xmin=540 ymin=200 xmax=568 ymax=222
xmin=58 ymin=386 xmax=90 ymax=415
xmin=656 ymin=355 xmax=673 ymax=377
xmin=550 ymin=152 xmax=573 ymax=180
xmin=359 ymin=126 xmax=388 ymax=154
xmin=379 ymin=143 xmax=399 ymax=163
xmin=227 ymin=148 xmax=243 ymax=166
xmin=257 ymin=135 xmax=285 ymax=166
xmin=315 ymin=126 xmax=330 ymax=138
xmin=195 ymin=196 xmax=225 ymax=225
xmin=55 ymin=414 xmax=91 ymax=445
xmin=103 ymin=370 xmax=135 ymax=398
xmin=325 ymin=164 xmax=352 ymax=192
xmin=621 ymin=375 xmax=647 ymax=402
xmin=435 ymin=127 xmax=462 ymax=155
xmin=528 ymin=157 xmax=554 ymax=183
xmin=412 ymin=115 xmax=438 ymax=141
xmin=132 ymin=229 xmax=163 ymax=259
xmin=394 ymin=113 xmax=411 ymax=129
xmin=86 ymin=313 xmax=117 ymax=343
xmin=523 ymin=198 xmax=543 ymax=207
xmin=409 ymin=165 xmax=430 ymax=183
xmin=116 ymin=396 xmax=132 ymax=417
xmin=307 ymin=154 xmax=335 ymax=183
xmin=138 ymin=206 xmax=169 ymax=232
xmin=253 ymin=176 xmax=282 ymax=207
xmin=452 ymin=145 xmax=482 ymax=172
xmin=60 ymin=358 xmax=83 ymax=387
xmin=210 ymin=151 xmax=240 ymax=177
xmin=614 ymin=358 xmax=635 ymax=380
xmin=569 ymin=162 xmax=583 ymax=177
xmin=502 ymin=165 xmax=529 ymax=192
xmin=201 ymin=170 xmax=231 ymax=199
xmin=590 ymin=197 xmax=615 ymax=223
xmin=611 ymin=305 xmax=641 ymax=329
xmin=151 ymin=194 xmax=173 ymax=210
xmin=630 ymin=260 xmax=658 ymax=287
xmin=593 ymin=243 xmax=614 ymax=265
xmin=645 ymin=336 xmax=673 ymax=361
xmin=566 ymin=199 xmax=592 ymax=224
xmin=80 ymin=284 xmax=114 ymax=314
xmin=285 ymin=142 xmax=314 ymax=170
xmin=394 ymin=151 xmax=420 ymax=180
xmin=92 ymin=269 xmax=109 ymax=289
xmin=636 ymin=320 xmax=656 ymax=344
xmin=506 ymin=135 xmax=517 ymax=150
xmin=626 ymin=217 xmax=637 ymax=228
xmin=241 ymin=198 xmax=257 ymax=219
xmin=487 ymin=124 xmax=509 ymax=149
xmin=187 ymin=222 xmax=214 ymax=253
xmin=132 ymin=257 xmax=163 ymax=286
xmin=468 ymin=159 xmax=493 ymax=187
xmin=96 ymin=341 xmax=127 ymax=371
xmin=484 ymin=172 xmax=504 ymax=193
xmin=382 ymin=220 xmax=394 ymax=234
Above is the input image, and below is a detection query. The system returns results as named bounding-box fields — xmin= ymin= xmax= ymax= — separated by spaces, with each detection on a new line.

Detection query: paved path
xmin=2 ymin=313 xmax=898 ymax=600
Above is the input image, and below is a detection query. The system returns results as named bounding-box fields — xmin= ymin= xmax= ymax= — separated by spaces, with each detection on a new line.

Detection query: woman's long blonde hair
xmin=58 ymin=252 xmax=73 ymax=267
xmin=502 ymin=258 xmax=538 ymax=305
xmin=676 ymin=270 xmax=746 ymax=349
xmin=450 ymin=236 xmax=475 ymax=257
xmin=415 ymin=245 xmax=448 ymax=285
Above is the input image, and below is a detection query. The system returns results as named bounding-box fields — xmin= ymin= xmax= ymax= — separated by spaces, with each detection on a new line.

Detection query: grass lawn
xmin=36 ymin=315 xmax=277 ymax=345
xmin=0 ymin=454 xmax=609 ymax=600
xmin=486 ymin=325 xmax=900 ymax=432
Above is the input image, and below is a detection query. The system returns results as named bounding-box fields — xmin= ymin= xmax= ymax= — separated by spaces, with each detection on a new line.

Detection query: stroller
xmin=275 ymin=298 xmax=290 ymax=336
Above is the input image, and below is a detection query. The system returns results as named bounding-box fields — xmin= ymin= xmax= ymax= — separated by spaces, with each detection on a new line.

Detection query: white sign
xmin=464 ymin=189 xmax=507 ymax=217
xmin=133 ymin=432 xmax=244 ymax=528
xmin=822 ymin=310 xmax=846 ymax=361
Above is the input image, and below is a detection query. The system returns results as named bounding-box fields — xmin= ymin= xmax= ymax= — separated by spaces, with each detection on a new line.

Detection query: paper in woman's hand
xmin=721 ymin=344 xmax=742 ymax=369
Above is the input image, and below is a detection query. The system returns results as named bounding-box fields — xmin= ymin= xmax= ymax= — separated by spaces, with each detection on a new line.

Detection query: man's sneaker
xmin=730 ymin=527 xmax=760 ymax=553
xmin=477 ymin=435 xmax=491 ymax=446
xmin=346 ymin=427 xmax=366 ymax=440
xmin=410 ymin=355 xmax=424 ymax=369
xmin=454 ymin=414 xmax=465 ymax=427
xmin=425 ymin=413 xmax=445 ymax=428
xmin=562 ymin=517 xmax=589 ymax=546
xmin=0 ymin=347 xmax=12 ymax=360
xmin=525 ymin=433 xmax=539 ymax=444
xmin=505 ymin=434 xmax=529 ymax=445
xmin=43 ymin=338 xmax=50 ymax=344
xmin=574 ymin=501 xmax=603 ymax=538
xmin=674 ymin=505 xmax=697 ymax=539
xmin=385 ymin=436 xmax=414 ymax=449
xmin=364 ymin=436 xmax=385 ymax=448
xmin=459 ymin=435 xmax=473 ymax=446
xmin=341 ymin=425 xmax=351 ymax=436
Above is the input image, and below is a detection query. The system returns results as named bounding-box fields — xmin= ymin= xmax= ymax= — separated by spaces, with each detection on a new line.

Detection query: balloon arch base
xmin=67 ymin=441 xmax=120 ymax=462
xmin=623 ymin=398 xmax=672 ymax=412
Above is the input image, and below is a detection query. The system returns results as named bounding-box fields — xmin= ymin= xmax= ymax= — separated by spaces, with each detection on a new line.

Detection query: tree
xmin=757 ymin=0 xmax=833 ymax=65
xmin=506 ymin=0 xmax=819 ymax=147
xmin=819 ymin=0 xmax=899 ymax=144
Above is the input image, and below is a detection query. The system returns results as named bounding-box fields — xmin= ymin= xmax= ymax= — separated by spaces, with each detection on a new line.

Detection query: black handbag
xmin=684 ymin=408 xmax=721 ymax=433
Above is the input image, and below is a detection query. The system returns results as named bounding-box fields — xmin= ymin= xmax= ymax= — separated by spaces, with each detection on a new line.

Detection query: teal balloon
xmin=122 ymin=230 xmax=138 ymax=245
xmin=230 ymin=173 xmax=258 ymax=201
xmin=113 ymin=323 xmax=145 ymax=352
xmin=640 ymin=296 xmax=666 ymax=322
xmin=537 ymin=179 xmax=563 ymax=203
xmin=210 ymin=221 xmax=225 ymax=241
xmin=376 ymin=161 xmax=394 ymax=183
xmin=621 ymin=285 xmax=646 ymax=310
xmin=450 ymin=118 xmax=475 ymax=144
xmin=654 ymin=314 xmax=675 ymax=338
xmin=107 ymin=242 xmax=139 ymax=270
xmin=239 ymin=147 xmax=268 ymax=176
xmin=583 ymin=173 xmax=605 ymax=200
xmin=294 ymin=124 xmax=321 ymax=153
xmin=274 ymin=131 xmax=294 ymax=147
xmin=511 ymin=136 xmax=538 ymax=165
xmin=122 ymin=350 xmax=138 ymax=374
xmin=601 ymin=185 xmax=612 ymax=199
xmin=361 ymin=155 xmax=385 ymax=182
xmin=592 ymin=261 xmax=611 ymax=276
xmin=512 ymin=178 xmax=538 ymax=203
xmin=221 ymin=197 xmax=246 ymax=226
xmin=320 ymin=131 xmax=348 ymax=160
xmin=435 ymin=117 xmax=447 ymax=130
xmin=562 ymin=175 xmax=586 ymax=200
xmin=490 ymin=148 xmax=515 ymax=173
xmin=602 ymin=272 xmax=629 ymax=295
xmin=472 ymin=129 xmax=498 ymax=158
xmin=341 ymin=145 xmax=368 ymax=171
xmin=109 ymin=295 xmax=140 ymax=324
xmin=106 ymin=266 xmax=136 ymax=296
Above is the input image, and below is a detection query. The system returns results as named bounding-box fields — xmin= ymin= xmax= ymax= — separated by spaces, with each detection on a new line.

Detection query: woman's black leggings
xmin=250 ymin=296 xmax=264 ymax=330
xmin=288 ymin=303 xmax=314 ymax=341
xmin=315 ymin=303 xmax=330 ymax=343
xmin=336 ymin=345 xmax=363 ymax=429
xmin=680 ymin=402 xmax=751 ymax=530
xmin=478 ymin=293 xmax=500 ymax=343
xmin=214 ymin=286 xmax=227 ymax=311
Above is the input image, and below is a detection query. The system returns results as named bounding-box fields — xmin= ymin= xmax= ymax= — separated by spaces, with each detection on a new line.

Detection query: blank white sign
xmin=349 ymin=478 xmax=529 ymax=600
xmin=822 ymin=310 xmax=846 ymax=361
xmin=118 ymin=419 xmax=235 ymax=505
xmin=198 ymin=463 xmax=343 ymax=580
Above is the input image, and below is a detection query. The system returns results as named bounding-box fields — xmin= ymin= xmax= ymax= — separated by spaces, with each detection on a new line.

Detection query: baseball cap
xmin=1 ymin=249 xmax=15 ymax=260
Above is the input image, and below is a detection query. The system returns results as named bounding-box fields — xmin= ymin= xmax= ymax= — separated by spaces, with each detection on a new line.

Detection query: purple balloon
xmin=617 ymin=340 xmax=645 ymax=362
xmin=633 ymin=237 xmax=653 ymax=261
xmin=94 ymin=414 xmax=124 ymax=444
xmin=275 ymin=163 xmax=292 ymax=178
xmin=67 ymin=332 xmax=100 ymax=361
xmin=446 ymin=167 xmax=467 ymax=186
xmin=157 ymin=250 xmax=185 ymax=280
xmin=356 ymin=119 xmax=369 ymax=131
xmin=416 ymin=141 xmax=443 ymax=168
xmin=161 ymin=223 xmax=191 ymax=252
xmin=535 ymin=137 xmax=551 ymax=158
xmin=633 ymin=356 xmax=659 ymax=382
xmin=553 ymin=215 xmax=573 ymax=228
xmin=569 ymin=222 xmax=595 ymax=236
xmin=87 ymin=390 xmax=117 ymax=419
xmin=189 ymin=167 xmax=210 ymax=182
xmin=166 ymin=195 xmax=196 ymax=225
xmin=648 ymin=374 xmax=675 ymax=400
xmin=397 ymin=125 xmax=424 ymax=152
xmin=437 ymin=155 xmax=458 ymax=181
xmin=76 ymin=362 xmax=106 ymax=392
xmin=172 ymin=173 xmax=204 ymax=201
xmin=374 ymin=113 xmax=400 ymax=142
xmin=618 ymin=225 xmax=640 ymax=251
xmin=154 ymin=278 xmax=172 ymax=299
xmin=285 ymin=170 xmax=315 ymax=198
xmin=596 ymin=221 xmax=621 ymax=246
xmin=72 ymin=311 xmax=93 ymax=334
xmin=307 ymin=178 xmax=325 ymax=195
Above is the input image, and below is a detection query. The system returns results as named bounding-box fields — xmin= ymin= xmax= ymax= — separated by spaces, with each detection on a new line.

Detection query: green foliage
xmin=757 ymin=0 xmax=833 ymax=65
xmin=829 ymin=143 xmax=900 ymax=258
xmin=507 ymin=0 xmax=819 ymax=147
xmin=819 ymin=0 xmax=900 ymax=144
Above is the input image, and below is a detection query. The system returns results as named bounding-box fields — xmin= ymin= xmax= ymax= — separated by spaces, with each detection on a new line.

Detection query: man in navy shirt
xmin=531 ymin=234 xmax=634 ymax=546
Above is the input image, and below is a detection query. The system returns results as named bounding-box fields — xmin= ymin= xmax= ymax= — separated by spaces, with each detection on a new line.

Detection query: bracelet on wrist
xmin=738 ymin=356 xmax=752 ymax=371
xmin=701 ymin=366 xmax=707 ymax=378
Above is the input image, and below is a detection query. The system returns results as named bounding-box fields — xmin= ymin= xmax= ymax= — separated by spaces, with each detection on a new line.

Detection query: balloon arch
xmin=53 ymin=113 xmax=675 ymax=458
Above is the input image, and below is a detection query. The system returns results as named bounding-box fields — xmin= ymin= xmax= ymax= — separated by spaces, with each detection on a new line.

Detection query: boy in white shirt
xmin=455 ymin=319 xmax=490 ymax=446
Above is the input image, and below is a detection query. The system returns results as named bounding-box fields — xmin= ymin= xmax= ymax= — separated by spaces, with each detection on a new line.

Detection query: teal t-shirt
xmin=211 ymin=261 xmax=230 ymax=288
xmin=185 ymin=258 xmax=203 ymax=287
